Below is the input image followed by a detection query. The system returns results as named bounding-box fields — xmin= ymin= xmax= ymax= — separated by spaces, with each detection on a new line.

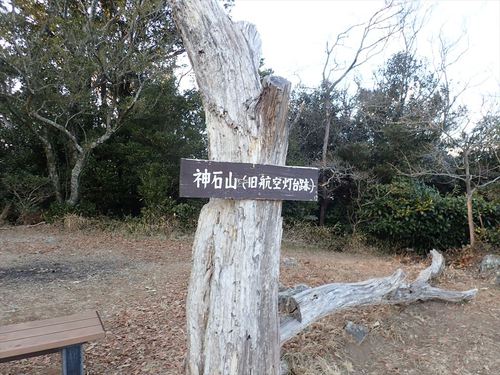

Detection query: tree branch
xmin=30 ymin=111 xmax=84 ymax=154
xmin=279 ymin=250 xmax=477 ymax=344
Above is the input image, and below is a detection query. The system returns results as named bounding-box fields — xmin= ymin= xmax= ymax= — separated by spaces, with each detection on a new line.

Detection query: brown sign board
xmin=180 ymin=158 xmax=319 ymax=201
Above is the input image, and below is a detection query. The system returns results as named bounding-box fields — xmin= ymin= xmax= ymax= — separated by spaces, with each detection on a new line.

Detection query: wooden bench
xmin=0 ymin=311 xmax=105 ymax=375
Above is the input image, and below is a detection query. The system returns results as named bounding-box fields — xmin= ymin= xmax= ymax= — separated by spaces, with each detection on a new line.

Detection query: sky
xmin=181 ymin=0 xmax=500 ymax=121
xmin=228 ymin=0 xmax=500 ymax=119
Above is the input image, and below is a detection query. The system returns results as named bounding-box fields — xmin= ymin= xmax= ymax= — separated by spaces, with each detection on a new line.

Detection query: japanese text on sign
xmin=192 ymin=169 xmax=315 ymax=193
xmin=180 ymin=159 xmax=319 ymax=201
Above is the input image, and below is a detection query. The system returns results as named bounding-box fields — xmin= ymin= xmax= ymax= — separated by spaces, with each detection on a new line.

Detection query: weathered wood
xmin=180 ymin=158 xmax=318 ymax=201
xmin=279 ymin=250 xmax=477 ymax=344
xmin=0 ymin=311 xmax=104 ymax=362
xmin=278 ymin=284 xmax=308 ymax=318
xmin=168 ymin=1 xmax=291 ymax=374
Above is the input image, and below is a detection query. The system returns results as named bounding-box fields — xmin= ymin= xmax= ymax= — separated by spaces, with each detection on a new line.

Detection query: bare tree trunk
xmin=66 ymin=152 xmax=86 ymax=207
xmin=466 ymin=192 xmax=475 ymax=247
xmin=321 ymin=97 xmax=332 ymax=169
xmin=279 ymin=250 xmax=477 ymax=344
xmin=319 ymin=94 xmax=332 ymax=226
xmin=35 ymin=128 xmax=63 ymax=203
xmin=464 ymin=151 xmax=475 ymax=247
xmin=169 ymin=1 xmax=291 ymax=373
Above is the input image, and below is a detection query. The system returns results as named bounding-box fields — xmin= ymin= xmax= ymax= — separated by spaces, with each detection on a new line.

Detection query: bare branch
xmin=280 ymin=250 xmax=477 ymax=344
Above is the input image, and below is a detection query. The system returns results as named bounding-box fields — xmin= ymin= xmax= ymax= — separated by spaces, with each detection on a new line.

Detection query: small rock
xmin=479 ymin=254 xmax=500 ymax=273
xmin=496 ymin=271 xmax=500 ymax=287
xmin=282 ymin=257 xmax=298 ymax=268
xmin=45 ymin=236 xmax=56 ymax=244
xmin=344 ymin=321 xmax=369 ymax=344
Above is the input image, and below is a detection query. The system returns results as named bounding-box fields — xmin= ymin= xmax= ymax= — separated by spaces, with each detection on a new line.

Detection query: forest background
xmin=0 ymin=0 xmax=498 ymax=253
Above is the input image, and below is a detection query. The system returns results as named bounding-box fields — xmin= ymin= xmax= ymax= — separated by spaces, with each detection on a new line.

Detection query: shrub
xmin=138 ymin=163 xmax=203 ymax=228
xmin=2 ymin=173 xmax=52 ymax=223
xmin=44 ymin=201 xmax=97 ymax=222
xmin=359 ymin=179 xmax=500 ymax=251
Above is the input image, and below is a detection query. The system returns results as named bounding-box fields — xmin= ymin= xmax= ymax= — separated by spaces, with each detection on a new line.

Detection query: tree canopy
xmin=0 ymin=2 xmax=498 ymax=250
xmin=0 ymin=0 xmax=182 ymax=206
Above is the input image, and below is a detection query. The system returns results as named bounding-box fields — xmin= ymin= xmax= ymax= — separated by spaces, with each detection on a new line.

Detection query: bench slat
xmin=0 ymin=311 xmax=97 ymax=334
xmin=0 ymin=325 xmax=104 ymax=359
xmin=0 ymin=318 xmax=100 ymax=343
xmin=0 ymin=311 xmax=105 ymax=360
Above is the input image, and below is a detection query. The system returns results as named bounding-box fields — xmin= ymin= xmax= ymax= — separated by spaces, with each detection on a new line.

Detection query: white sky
xmin=202 ymin=0 xmax=499 ymax=120
xmin=226 ymin=0 xmax=500 ymax=118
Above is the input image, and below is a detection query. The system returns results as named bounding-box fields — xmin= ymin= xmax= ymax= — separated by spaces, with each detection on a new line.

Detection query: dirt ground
xmin=0 ymin=225 xmax=498 ymax=375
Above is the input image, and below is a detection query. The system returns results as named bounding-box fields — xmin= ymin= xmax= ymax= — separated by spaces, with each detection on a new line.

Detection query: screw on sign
xmin=180 ymin=158 xmax=319 ymax=201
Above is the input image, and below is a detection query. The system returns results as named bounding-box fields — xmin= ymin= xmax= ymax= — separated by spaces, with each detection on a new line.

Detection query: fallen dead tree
xmin=279 ymin=250 xmax=477 ymax=344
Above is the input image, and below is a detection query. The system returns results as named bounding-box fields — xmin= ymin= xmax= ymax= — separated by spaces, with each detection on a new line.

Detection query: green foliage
xmin=2 ymin=172 xmax=52 ymax=216
xmin=360 ymin=179 xmax=500 ymax=251
xmin=172 ymin=201 xmax=204 ymax=229
xmin=282 ymin=201 xmax=318 ymax=223
xmin=44 ymin=201 xmax=97 ymax=222
xmin=79 ymin=81 xmax=205 ymax=218
xmin=137 ymin=152 xmax=205 ymax=228
xmin=350 ymin=52 xmax=451 ymax=182
xmin=138 ymin=163 xmax=175 ymax=216
xmin=0 ymin=0 xmax=182 ymax=206
xmin=477 ymin=226 xmax=500 ymax=246
xmin=139 ymin=169 xmax=203 ymax=229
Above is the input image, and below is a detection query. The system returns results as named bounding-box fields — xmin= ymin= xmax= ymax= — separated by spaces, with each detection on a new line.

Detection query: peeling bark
xmin=169 ymin=1 xmax=291 ymax=374
xmin=167 ymin=3 xmax=477 ymax=373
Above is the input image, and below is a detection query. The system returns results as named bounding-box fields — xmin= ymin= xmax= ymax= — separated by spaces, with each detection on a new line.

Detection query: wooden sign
xmin=180 ymin=158 xmax=319 ymax=201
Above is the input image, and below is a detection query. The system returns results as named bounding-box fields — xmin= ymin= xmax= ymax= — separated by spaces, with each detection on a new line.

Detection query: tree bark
xmin=464 ymin=151 xmax=475 ymax=247
xmin=279 ymin=250 xmax=477 ymax=344
xmin=319 ymin=93 xmax=333 ymax=226
xmin=66 ymin=151 xmax=87 ymax=207
xmin=466 ymin=192 xmax=475 ymax=247
xmin=38 ymin=130 xmax=63 ymax=203
xmin=29 ymin=125 xmax=63 ymax=203
xmin=169 ymin=1 xmax=291 ymax=374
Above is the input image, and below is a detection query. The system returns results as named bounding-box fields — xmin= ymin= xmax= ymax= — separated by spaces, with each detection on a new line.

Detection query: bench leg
xmin=61 ymin=344 xmax=83 ymax=375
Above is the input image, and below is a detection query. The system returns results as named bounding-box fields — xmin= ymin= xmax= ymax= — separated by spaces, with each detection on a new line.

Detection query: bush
xmin=138 ymin=163 xmax=203 ymax=228
xmin=282 ymin=201 xmax=318 ymax=223
xmin=2 ymin=171 xmax=52 ymax=221
xmin=359 ymin=179 xmax=500 ymax=251
xmin=44 ymin=201 xmax=97 ymax=222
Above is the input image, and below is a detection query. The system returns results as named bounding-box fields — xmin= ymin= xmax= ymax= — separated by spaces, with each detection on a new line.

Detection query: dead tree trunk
xmin=169 ymin=1 xmax=291 ymax=374
xmin=279 ymin=250 xmax=477 ymax=344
